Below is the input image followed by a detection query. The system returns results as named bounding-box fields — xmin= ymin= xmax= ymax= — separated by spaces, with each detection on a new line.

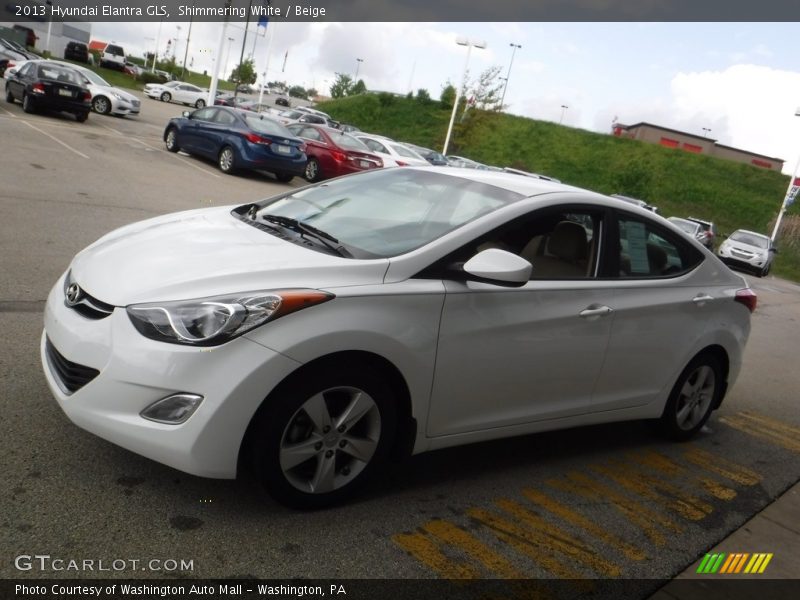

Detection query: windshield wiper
xmin=261 ymin=214 xmax=353 ymax=258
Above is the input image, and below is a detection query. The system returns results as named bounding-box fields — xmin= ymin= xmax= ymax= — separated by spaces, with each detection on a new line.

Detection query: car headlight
xmin=111 ymin=92 xmax=123 ymax=100
xmin=127 ymin=289 xmax=334 ymax=346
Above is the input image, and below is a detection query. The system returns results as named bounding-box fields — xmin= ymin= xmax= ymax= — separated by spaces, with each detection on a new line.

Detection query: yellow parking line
xmin=681 ymin=447 xmax=762 ymax=486
xmin=521 ymin=488 xmax=646 ymax=561
xmin=720 ymin=414 xmax=800 ymax=453
xmin=548 ymin=472 xmax=682 ymax=546
xmin=740 ymin=412 xmax=800 ymax=437
xmin=627 ymin=451 xmax=737 ymax=501
xmin=494 ymin=499 xmax=622 ymax=577
xmin=393 ymin=530 xmax=481 ymax=579
xmin=592 ymin=461 xmax=713 ymax=521
xmin=467 ymin=507 xmax=589 ymax=583
xmin=422 ymin=520 xmax=527 ymax=579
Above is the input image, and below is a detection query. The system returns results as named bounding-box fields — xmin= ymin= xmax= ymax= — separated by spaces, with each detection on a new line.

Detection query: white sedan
xmin=41 ymin=168 xmax=755 ymax=508
xmin=355 ymin=134 xmax=430 ymax=167
xmin=144 ymin=81 xmax=207 ymax=108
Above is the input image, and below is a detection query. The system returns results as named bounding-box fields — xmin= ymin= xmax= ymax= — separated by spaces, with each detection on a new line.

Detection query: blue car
xmin=163 ymin=106 xmax=307 ymax=182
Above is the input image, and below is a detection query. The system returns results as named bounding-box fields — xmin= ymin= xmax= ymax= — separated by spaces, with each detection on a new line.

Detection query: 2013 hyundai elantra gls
xmin=41 ymin=168 xmax=756 ymax=508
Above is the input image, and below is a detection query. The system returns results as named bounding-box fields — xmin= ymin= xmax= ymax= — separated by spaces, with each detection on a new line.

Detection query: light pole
xmin=175 ymin=26 xmax=182 ymax=60
xmin=499 ymin=42 xmax=521 ymax=111
xmin=702 ymin=127 xmax=711 ymax=138
xmin=45 ymin=1 xmax=53 ymax=55
xmin=443 ymin=36 xmax=487 ymax=156
xmin=354 ymin=58 xmax=364 ymax=81
xmin=151 ymin=20 xmax=163 ymax=71
xmin=559 ymin=104 xmax=569 ymax=124
xmin=223 ymin=36 xmax=235 ymax=81
xmin=181 ymin=15 xmax=194 ymax=79
xmin=771 ymin=108 xmax=800 ymax=242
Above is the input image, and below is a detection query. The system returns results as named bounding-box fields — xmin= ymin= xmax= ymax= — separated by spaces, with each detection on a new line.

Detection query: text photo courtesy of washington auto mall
xmin=2 ymin=1 xmax=800 ymax=599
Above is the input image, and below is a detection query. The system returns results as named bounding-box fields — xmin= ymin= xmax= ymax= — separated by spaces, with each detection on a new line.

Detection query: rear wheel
xmin=304 ymin=158 xmax=320 ymax=182
xmin=92 ymin=96 xmax=111 ymax=115
xmin=160 ymin=92 xmax=171 ymax=103
xmin=165 ymin=127 xmax=180 ymax=153
xmin=5 ymin=88 xmax=14 ymax=103
xmin=760 ymin=264 xmax=771 ymax=277
xmin=22 ymin=94 xmax=35 ymax=113
xmin=659 ymin=354 xmax=722 ymax=441
xmin=75 ymin=112 xmax=89 ymax=123
xmin=249 ymin=363 xmax=397 ymax=509
xmin=274 ymin=172 xmax=294 ymax=183
xmin=218 ymin=146 xmax=236 ymax=174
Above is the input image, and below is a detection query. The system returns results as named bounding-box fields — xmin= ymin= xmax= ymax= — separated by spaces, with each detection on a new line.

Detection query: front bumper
xmin=718 ymin=250 xmax=767 ymax=273
xmin=41 ymin=273 xmax=302 ymax=478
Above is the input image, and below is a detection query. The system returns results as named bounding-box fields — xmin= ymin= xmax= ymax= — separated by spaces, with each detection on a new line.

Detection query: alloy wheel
xmin=674 ymin=365 xmax=715 ymax=431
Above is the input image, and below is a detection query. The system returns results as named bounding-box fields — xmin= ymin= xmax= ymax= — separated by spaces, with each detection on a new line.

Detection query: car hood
xmin=722 ymin=240 xmax=767 ymax=255
xmin=70 ymin=206 xmax=390 ymax=306
xmin=90 ymin=83 xmax=138 ymax=101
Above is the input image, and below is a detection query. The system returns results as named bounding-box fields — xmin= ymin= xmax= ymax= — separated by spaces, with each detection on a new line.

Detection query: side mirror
xmin=770 ymin=247 xmax=778 ymax=254
xmin=182 ymin=110 xmax=191 ymax=118
xmin=463 ymin=249 xmax=531 ymax=287
xmin=7 ymin=68 xmax=17 ymax=77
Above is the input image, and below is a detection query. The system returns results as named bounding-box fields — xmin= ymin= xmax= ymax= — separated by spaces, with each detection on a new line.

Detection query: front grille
xmin=63 ymin=271 xmax=115 ymax=320
xmin=132 ymin=100 xmax=140 ymax=107
xmin=45 ymin=337 xmax=100 ymax=395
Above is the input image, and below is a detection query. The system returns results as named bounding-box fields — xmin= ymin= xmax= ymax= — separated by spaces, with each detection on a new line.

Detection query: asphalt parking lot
xmin=1 ymin=80 xmax=800 ymax=592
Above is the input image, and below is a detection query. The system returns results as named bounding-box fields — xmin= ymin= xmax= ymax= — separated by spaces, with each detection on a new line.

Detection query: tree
xmin=468 ymin=66 xmax=505 ymax=111
xmin=231 ymin=58 xmax=256 ymax=84
xmin=306 ymin=88 xmax=318 ymax=99
xmin=350 ymin=79 xmax=367 ymax=95
xmin=330 ymin=73 xmax=353 ymax=98
xmin=416 ymin=88 xmax=431 ymax=102
xmin=289 ymin=85 xmax=308 ymax=99
xmin=440 ymin=83 xmax=456 ymax=108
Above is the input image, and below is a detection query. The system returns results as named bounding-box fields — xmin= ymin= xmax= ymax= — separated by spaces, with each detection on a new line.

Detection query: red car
xmin=286 ymin=123 xmax=383 ymax=182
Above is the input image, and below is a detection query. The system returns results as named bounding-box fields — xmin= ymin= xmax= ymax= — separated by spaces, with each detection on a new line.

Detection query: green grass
xmin=60 ymin=59 xmax=236 ymax=92
xmin=318 ymin=94 xmax=800 ymax=281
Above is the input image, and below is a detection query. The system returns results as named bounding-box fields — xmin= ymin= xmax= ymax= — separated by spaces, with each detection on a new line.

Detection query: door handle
xmin=692 ymin=294 xmax=714 ymax=306
xmin=579 ymin=305 xmax=613 ymax=318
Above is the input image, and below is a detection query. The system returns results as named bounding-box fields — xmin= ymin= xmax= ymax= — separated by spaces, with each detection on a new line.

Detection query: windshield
xmin=254 ymin=169 xmax=522 ymax=257
xmin=730 ymin=231 xmax=770 ymax=249
xmin=79 ymin=70 xmax=110 ymax=87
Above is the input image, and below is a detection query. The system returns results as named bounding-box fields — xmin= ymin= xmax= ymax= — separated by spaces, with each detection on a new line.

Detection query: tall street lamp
xmin=223 ymin=36 xmax=235 ymax=81
xmin=771 ymin=107 xmax=800 ymax=242
xmin=702 ymin=127 xmax=711 ymax=137
xmin=499 ymin=42 xmax=521 ymax=111
xmin=559 ymin=104 xmax=569 ymax=124
xmin=354 ymin=58 xmax=364 ymax=81
xmin=442 ymin=36 xmax=487 ymax=156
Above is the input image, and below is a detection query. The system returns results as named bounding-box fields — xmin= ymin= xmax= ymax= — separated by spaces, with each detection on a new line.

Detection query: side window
xmin=18 ymin=63 xmax=34 ymax=77
xmin=299 ymin=127 xmax=323 ymax=142
xmin=214 ymin=110 xmax=236 ymax=125
xmin=617 ymin=216 xmax=700 ymax=278
xmin=192 ymin=107 xmax=216 ymax=122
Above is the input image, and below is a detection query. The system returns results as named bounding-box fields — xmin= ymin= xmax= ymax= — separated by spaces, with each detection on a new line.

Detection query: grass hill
xmin=319 ymin=94 xmax=800 ymax=281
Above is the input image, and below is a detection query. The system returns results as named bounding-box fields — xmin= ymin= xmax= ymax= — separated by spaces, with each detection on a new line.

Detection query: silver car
xmin=718 ymin=229 xmax=777 ymax=277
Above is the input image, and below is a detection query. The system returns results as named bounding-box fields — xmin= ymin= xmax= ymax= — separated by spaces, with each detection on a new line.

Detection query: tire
xmin=165 ymin=127 xmax=180 ymax=153
xmin=249 ymin=362 xmax=397 ymax=509
xmin=659 ymin=353 xmax=723 ymax=441
xmin=160 ymin=92 xmax=171 ymax=103
xmin=274 ymin=172 xmax=294 ymax=183
xmin=22 ymin=93 xmax=35 ymax=114
xmin=75 ymin=112 xmax=89 ymax=123
xmin=92 ymin=96 xmax=111 ymax=115
xmin=195 ymin=99 xmax=205 ymax=109
xmin=760 ymin=264 xmax=771 ymax=277
xmin=5 ymin=88 xmax=14 ymax=104
xmin=218 ymin=146 xmax=236 ymax=174
xmin=304 ymin=158 xmax=320 ymax=182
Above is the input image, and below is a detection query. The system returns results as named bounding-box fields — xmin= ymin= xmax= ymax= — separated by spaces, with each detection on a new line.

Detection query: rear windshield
xmin=244 ymin=115 xmax=292 ymax=137
xmin=38 ymin=65 xmax=82 ymax=84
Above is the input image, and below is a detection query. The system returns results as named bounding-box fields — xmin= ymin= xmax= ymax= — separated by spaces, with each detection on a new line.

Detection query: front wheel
xmin=304 ymin=158 xmax=320 ymax=182
xmin=250 ymin=363 xmax=397 ymax=509
xmin=760 ymin=264 xmax=771 ymax=277
xmin=218 ymin=146 xmax=236 ymax=174
xmin=92 ymin=96 xmax=111 ymax=115
xmin=659 ymin=354 xmax=723 ymax=441
xmin=165 ymin=127 xmax=180 ymax=153
xmin=160 ymin=92 xmax=171 ymax=102
xmin=195 ymin=99 xmax=205 ymax=109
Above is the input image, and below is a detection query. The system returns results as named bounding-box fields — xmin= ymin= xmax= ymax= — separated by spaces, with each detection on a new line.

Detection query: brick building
xmin=613 ymin=122 xmax=784 ymax=172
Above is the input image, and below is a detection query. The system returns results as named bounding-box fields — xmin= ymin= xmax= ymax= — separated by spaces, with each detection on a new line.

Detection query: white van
xmin=100 ymin=43 xmax=126 ymax=70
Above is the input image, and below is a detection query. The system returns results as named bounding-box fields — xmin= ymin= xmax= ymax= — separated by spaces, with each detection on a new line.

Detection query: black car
xmin=275 ymin=96 xmax=290 ymax=107
xmin=163 ymin=106 xmax=307 ymax=181
xmin=64 ymin=41 xmax=90 ymax=64
xmin=401 ymin=142 xmax=449 ymax=166
xmin=5 ymin=61 xmax=92 ymax=122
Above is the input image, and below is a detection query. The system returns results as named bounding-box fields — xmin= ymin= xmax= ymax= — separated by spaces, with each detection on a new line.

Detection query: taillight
xmin=331 ymin=150 xmax=347 ymax=162
xmin=396 ymin=160 xmax=409 ymax=167
xmin=245 ymin=133 xmax=271 ymax=145
xmin=734 ymin=288 xmax=757 ymax=313
xmin=32 ymin=83 xmax=45 ymax=94
xmin=83 ymin=91 xmax=92 ymax=102
xmin=375 ymin=158 xmax=383 ymax=168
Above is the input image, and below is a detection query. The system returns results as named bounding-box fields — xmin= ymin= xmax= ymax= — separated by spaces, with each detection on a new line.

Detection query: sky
xmin=92 ymin=21 xmax=800 ymax=174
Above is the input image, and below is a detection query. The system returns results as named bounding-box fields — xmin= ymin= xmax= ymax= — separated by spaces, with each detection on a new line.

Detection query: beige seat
xmin=524 ymin=221 xmax=588 ymax=278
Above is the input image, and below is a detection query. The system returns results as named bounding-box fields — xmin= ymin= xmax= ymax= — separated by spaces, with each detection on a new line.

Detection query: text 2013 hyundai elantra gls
xmin=41 ymin=168 xmax=756 ymax=508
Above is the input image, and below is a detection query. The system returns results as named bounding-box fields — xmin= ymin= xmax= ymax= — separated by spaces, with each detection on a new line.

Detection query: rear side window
xmin=617 ymin=215 xmax=702 ymax=278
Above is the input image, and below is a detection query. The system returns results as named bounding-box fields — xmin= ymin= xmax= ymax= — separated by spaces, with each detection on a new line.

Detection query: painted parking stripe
xmin=627 ymin=451 xmax=737 ymax=501
xmin=129 ymin=138 xmax=222 ymax=178
xmin=548 ymin=471 xmax=682 ymax=546
xmin=681 ymin=446 xmax=762 ymax=486
xmin=720 ymin=413 xmax=800 ymax=453
xmin=21 ymin=120 xmax=89 ymax=159
xmin=521 ymin=487 xmax=647 ymax=561
xmin=393 ymin=530 xmax=481 ymax=578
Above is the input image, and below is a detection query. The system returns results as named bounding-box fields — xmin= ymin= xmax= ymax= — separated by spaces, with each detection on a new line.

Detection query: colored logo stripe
xmin=697 ymin=553 xmax=773 ymax=574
